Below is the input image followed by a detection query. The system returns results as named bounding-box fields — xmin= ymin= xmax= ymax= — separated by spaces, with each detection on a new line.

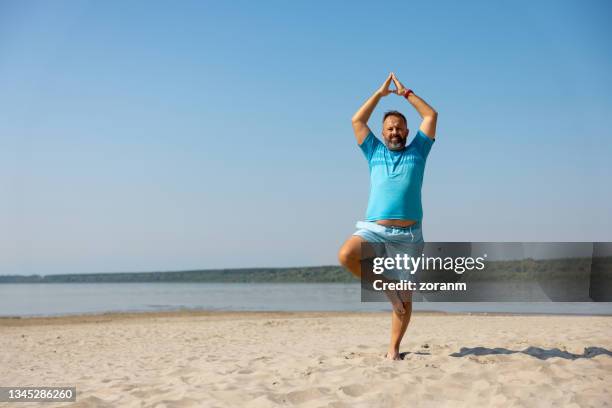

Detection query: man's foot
xmin=385 ymin=348 xmax=401 ymax=360
xmin=384 ymin=290 xmax=405 ymax=314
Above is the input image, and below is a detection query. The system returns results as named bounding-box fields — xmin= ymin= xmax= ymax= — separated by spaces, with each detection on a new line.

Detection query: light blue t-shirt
xmin=359 ymin=129 xmax=435 ymax=222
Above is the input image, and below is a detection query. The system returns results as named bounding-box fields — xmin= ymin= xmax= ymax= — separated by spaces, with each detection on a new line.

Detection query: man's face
xmin=382 ymin=115 xmax=409 ymax=151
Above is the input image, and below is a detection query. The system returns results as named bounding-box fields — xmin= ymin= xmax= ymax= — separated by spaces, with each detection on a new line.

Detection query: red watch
xmin=402 ymin=89 xmax=414 ymax=98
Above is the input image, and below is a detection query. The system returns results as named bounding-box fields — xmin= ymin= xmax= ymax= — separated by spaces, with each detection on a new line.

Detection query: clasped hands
xmin=377 ymin=72 xmax=409 ymax=97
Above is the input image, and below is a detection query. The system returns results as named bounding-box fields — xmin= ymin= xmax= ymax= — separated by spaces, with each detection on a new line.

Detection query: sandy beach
xmin=1 ymin=311 xmax=611 ymax=407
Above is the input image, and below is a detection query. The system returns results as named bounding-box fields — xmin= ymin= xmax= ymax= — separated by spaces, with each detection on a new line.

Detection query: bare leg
xmin=386 ymin=300 xmax=413 ymax=360
xmin=338 ymin=236 xmax=406 ymax=314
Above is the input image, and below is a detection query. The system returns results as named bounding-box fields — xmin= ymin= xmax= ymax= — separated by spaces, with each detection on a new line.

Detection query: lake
xmin=0 ymin=283 xmax=610 ymax=317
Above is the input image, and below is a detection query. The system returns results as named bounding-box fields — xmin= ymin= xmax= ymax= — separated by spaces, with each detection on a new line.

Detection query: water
xmin=0 ymin=283 xmax=610 ymax=317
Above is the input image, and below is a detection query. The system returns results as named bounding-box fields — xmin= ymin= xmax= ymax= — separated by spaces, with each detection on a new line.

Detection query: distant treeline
xmin=0 ymin=266 xmax=356 ymax=283
xmin=0 ymin=257 xmax=609 ymax=284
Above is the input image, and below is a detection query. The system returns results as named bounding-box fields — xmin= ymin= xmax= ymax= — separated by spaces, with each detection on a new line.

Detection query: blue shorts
xmin=353 ymin=221 xmax=425 ymax=281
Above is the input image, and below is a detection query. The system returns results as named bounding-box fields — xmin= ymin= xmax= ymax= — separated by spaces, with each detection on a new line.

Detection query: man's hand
xmin=376 ymin=73 xmax=395 ymax=97
xmin=391 ymin=73 xmax=407 ymax=96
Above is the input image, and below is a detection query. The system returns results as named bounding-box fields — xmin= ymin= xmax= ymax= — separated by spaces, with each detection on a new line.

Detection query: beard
xmin=386 ymin=136 xmax=406 ymax=151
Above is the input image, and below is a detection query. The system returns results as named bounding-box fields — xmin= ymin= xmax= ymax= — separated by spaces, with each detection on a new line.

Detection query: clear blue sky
xmin=2 ymin=0 xmax=611 ymax=275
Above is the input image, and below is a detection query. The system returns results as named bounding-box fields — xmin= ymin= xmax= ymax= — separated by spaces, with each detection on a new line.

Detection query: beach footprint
xmin=339 ymin=384 xmax=365 ymax=398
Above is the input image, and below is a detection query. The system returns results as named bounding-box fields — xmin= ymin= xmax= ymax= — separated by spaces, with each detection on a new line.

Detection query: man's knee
xmin=337 ymin=248 xmax=350 ymax=267
xmin=338 ymin=245 xmax=357 ymax=268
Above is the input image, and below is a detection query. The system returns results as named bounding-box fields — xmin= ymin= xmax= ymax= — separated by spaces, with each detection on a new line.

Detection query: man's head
xmin=382 ymin=110 xmax=409 ymax=151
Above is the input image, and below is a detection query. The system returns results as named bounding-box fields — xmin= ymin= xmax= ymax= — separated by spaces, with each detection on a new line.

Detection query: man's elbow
xmin=351 ymin=117 xmax=366 ymax=126
xmin=425 ymin=110 xmax=438 ymax=120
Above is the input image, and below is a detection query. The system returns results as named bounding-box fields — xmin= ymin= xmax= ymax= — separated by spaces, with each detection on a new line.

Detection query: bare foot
xmin=384 ymin=290 xmax=405 ymax=314
xmin=385 ymin=349 xmax=401 ymax=360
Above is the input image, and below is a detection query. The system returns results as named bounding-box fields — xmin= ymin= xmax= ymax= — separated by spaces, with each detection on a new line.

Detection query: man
xmin=338 ymin=72 xmax=438 ymax=360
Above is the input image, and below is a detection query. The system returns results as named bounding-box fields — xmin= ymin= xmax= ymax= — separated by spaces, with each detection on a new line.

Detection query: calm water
xmin=0 ymin=283 xmax=610 ymax=317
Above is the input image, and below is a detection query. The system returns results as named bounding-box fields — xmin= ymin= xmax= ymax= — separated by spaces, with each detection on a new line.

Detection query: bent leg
xmin=338 ymin=235 xmax=406 ymax=315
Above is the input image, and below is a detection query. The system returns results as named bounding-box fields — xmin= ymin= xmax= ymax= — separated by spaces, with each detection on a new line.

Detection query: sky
xmin=1 ymin=0 xmax=611 ymax=275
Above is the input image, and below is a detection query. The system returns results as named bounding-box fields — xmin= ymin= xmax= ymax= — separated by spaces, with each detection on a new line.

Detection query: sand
xmin=1 ymin=310 xmax=611 ymax=407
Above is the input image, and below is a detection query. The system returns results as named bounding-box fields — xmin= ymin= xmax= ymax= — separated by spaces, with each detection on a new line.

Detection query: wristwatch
xmin=402 ymin=89 xmax=414 ymax=98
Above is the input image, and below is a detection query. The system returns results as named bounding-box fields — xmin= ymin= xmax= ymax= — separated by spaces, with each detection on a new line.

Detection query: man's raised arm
xmin=392 ymin=74 xmax=438 ymax=139
xmin=351 ymin=73 xmax=394 ymax=145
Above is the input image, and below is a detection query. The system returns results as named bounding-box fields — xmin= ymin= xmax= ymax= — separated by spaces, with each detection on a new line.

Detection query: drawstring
xmin=385 ymin=223 xmax=417 ymax=241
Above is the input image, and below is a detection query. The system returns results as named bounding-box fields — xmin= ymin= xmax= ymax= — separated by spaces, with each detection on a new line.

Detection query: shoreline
xmin=1 ymin=308 xmax=610 ymax=327
xmin=0 ymin=310 xmax=446 ymax=327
